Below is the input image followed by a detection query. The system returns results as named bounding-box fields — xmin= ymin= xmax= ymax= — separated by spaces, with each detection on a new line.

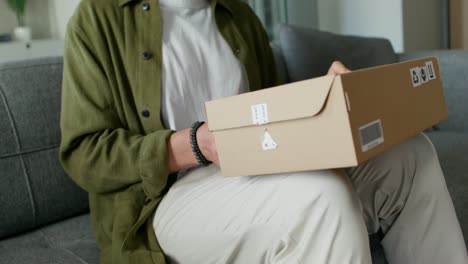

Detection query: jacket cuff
xmin=138 ymin=129 xmax=174 ymax=198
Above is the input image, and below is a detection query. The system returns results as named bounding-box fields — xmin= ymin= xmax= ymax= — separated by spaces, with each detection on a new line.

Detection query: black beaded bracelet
xmin=189 ymin=121 xmax=212 ymax=167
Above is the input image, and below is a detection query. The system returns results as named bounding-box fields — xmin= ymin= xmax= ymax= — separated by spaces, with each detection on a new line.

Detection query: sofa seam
xmin=0 ymin=82 xmax=38 ymax=227
xmin=39 ymin=230 xmax=54 ymax=248
xmin=0 ymin=144 xmax=60 ymax=159
xmin=0 ymin=61 xmax=62 ymax=72
xmin=60 ymin=246 xmax=90 ymax=264
xmin=39 ymin=230 xmax=89 ymax=264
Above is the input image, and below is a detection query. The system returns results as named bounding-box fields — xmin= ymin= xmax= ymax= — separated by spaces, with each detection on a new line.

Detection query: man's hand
xmin=327 ymin=61 xmax=351 ymax=76
xmin=167 ymin=122 xmax=219 ymax=173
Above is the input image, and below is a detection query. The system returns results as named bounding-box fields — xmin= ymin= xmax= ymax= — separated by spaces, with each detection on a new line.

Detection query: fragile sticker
xmin=251 ymin=103 xmax=269 ymax=125
xmin=425 ymin=61 xmax=436 ymax=80
xmin=410 ymin=67 xmax=422 ymax=87
xmin=419 ymin=66 xmax=429 ymax=84
xmin=261 ymin=129 xmax=278 ymax=150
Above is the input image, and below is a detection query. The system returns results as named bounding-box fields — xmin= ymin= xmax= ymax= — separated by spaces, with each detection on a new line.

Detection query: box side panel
xmin=215 ymin=80 xmax=357 ymax=177
xmin=342 ymin=57 xmax=448 ymax=163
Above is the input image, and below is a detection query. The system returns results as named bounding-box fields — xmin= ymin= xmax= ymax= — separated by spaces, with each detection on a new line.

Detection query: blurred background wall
xmin=0 ymin=0 xmax=464 ymax=52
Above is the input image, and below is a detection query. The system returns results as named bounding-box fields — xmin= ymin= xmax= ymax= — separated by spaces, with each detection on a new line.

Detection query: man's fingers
xmin=327 ymin=61 xmax=351 ymax=75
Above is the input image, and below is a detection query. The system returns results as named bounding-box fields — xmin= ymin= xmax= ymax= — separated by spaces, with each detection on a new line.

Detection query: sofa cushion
xmin=398 ymin=50 xmax=468 ymax=133
xmin=0 ymin=93 xmax=16 ymax=157
xmin=425 ymin=131 xmax=468 ymax=244
xmin=0 ymin=57 xmax=88 ymax=239
xmin=279 ymin=24 xmax=397 ymax=82
xmin=0 ymin=214 xmax=99 ymax=264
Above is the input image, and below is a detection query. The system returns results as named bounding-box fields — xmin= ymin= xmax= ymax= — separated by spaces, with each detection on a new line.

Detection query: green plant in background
xmin=5 ymin=0 xmax=27 ymax=27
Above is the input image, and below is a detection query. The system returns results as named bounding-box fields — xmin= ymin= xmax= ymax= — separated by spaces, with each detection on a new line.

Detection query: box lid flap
xmin=206 ymin=75 xmax=336 ymax=131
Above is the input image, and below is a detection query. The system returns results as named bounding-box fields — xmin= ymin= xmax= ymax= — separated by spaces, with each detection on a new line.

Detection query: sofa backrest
xmin=278 ymin=24 xmax=397 ymax=82
xmin=399 ymin=50 xmax=468 ymax=133
xmin=270 ymin=43 xmax=288 ymax=85
xmin=0 ymin=57 xmax=88 ymax=238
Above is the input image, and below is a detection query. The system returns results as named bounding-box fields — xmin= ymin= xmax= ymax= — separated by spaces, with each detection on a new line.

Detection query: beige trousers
xmin=153 ymin=134 xmax=467 ymax=264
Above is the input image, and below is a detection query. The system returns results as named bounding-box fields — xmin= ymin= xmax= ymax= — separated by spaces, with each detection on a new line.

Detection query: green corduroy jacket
xmin=59 ymin=0 xmax=279 ymax=263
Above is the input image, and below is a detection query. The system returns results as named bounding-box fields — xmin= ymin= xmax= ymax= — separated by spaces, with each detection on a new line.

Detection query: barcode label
xmin=359 ymin=119 xmax=384 ymax=152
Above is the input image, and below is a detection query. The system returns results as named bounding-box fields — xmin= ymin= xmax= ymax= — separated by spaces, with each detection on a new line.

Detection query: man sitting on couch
xmin=59 ymin=0 xmax=467 ymax=263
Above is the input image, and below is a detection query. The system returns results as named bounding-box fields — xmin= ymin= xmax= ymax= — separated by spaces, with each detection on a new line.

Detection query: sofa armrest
xmin=398 ymin=50 xmax=468 ymax=133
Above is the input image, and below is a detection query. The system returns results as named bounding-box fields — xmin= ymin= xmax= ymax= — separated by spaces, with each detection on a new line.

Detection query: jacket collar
xmin=212 ymin=0 xmax=234 ymax=14
xmin=118 ymin=0 xmax=135 ymax=7
xmin=118 ymin=0 xmax=234 ymax=14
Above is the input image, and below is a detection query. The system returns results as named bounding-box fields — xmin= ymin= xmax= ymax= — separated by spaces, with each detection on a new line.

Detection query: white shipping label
xmin=251 ymin=103 xmax=269 ymax=125
xmin=359 ymin=119 xmax=384 ymax=152
xmin=410 ymin=67 xmax=422 ymax=87
xmin=426 ymin=61 xmax=437 ymax=80
xmin=261 ymin=129 xmax=278 ymax=150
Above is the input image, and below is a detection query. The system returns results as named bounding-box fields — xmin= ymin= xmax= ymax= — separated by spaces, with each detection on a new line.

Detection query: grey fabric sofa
xmin=1 ymin=24 xmax=467 ymax=264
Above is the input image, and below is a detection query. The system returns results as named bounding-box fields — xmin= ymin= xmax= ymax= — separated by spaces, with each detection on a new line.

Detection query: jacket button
xmin=141 ymin=110 xmax=150 ymax=118
xmin=142 ymin=51 xmax=152 ymax=60
xmin=141 ymin=2 xmax=150 ymax=11
xmin=235 ymin=48 xmax=240 ymax=54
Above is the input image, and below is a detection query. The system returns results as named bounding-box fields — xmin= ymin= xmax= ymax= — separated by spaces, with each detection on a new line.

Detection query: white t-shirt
xmin=160 ymin=0 xmax=248 ymax=130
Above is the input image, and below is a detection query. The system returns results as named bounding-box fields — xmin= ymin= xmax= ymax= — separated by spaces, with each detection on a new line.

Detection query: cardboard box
xmin=205 ymin=57 xmax=447 ymax=176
